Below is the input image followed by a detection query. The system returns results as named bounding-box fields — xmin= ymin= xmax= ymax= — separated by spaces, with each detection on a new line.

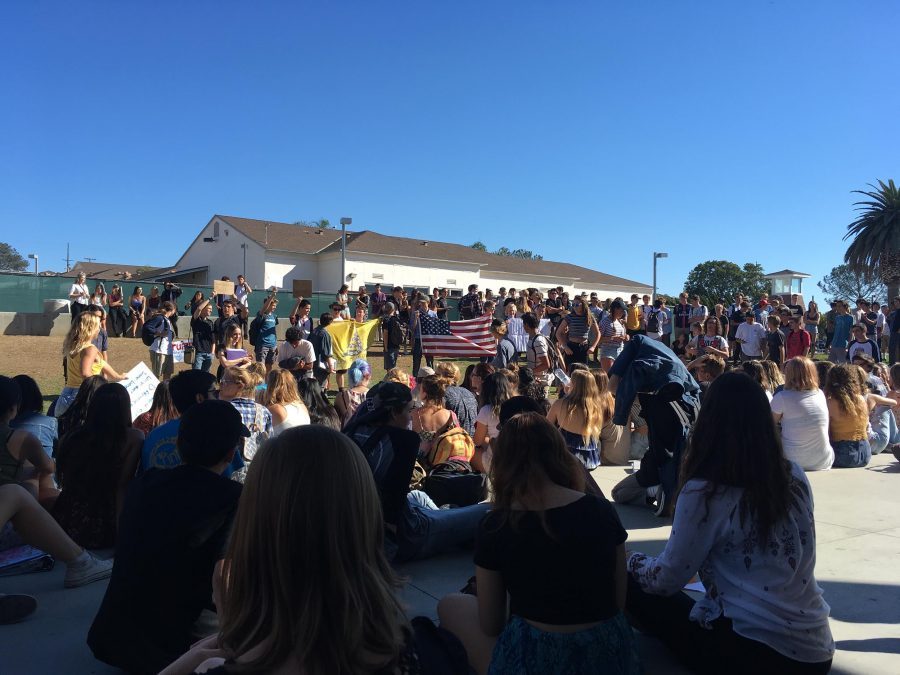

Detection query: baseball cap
xmin=178 ymin=399 xmax=250 ymax=463
xmin=417 ymin=366 xmax=435 ymax=378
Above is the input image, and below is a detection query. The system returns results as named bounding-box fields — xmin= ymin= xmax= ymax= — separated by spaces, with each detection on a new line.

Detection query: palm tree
xmin=843 ymin=179 xmax=900 ymax=302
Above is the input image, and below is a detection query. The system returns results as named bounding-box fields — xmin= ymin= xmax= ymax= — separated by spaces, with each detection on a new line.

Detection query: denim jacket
xmin=609 ymin=335 xmax=699 ymax=426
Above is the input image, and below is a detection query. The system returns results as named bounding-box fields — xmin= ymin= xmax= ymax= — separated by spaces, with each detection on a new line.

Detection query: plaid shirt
xmin=459 ymin=292 xmax=484 ymax=319
xmin=228 ymin=397 xmax=273 ymax=462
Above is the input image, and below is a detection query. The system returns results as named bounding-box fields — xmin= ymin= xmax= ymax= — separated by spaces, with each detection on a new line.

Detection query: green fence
xmin=0 ymin=272 xmax=338 ymax=319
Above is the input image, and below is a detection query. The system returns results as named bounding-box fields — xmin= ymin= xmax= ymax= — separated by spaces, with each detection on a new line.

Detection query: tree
xmin=817 ymin=264 xmax=886 ymax=303
xmin=0 ymin=243 xmax=28 ymax=272
xmin=294 ymin=218 xmax=333 ymax=229
xmin=471 ymin=242 xmax=543 ymax=260
xmin=683 ymin=260 xmax=769 ymax=309
xmin=843 ymin=179 xmax=900 ymax=301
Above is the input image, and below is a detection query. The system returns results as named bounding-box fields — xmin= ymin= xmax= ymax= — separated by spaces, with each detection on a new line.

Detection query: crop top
xmin=474 ymin=494 xmax=627 ymax=624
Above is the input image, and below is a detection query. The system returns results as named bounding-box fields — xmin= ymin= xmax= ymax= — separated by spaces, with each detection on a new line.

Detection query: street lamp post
xmin=240 ymin=243 xmax=247 ymax=280
xmin=27 ymin=253 xmax=38 ymax=276
xmin=653 ymin=252 xmax=668 ymax=300
xmin=340 ymin=217 xmax=352 ymax=284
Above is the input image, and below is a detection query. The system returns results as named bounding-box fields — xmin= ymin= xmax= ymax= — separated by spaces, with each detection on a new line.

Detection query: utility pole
xmin=63 ymin=243 xmax=72 ymax=272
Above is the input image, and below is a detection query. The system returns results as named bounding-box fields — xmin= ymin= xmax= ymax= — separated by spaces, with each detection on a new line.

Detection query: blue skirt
xmin=489 ymin=613 xmax=640 ymax=675
xmin=560 ymin=428 xmax=600 ymax=470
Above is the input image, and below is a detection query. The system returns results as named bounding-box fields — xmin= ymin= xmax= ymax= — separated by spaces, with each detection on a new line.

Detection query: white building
xmin=162 ymin=215 xmax=652 ymax=299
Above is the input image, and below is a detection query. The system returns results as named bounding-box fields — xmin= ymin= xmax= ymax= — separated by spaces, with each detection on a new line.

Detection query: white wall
xmin=263 ymin=252 xmax=319 ymax=292
xmin=175 ymin=217 xmax=266 ymax=288
xmin=339 ymin=252 xmax=482 ymax=294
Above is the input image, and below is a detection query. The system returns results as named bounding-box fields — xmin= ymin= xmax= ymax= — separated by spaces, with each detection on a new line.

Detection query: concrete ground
xmin=3 ymin=453 xmax=899 ymax=674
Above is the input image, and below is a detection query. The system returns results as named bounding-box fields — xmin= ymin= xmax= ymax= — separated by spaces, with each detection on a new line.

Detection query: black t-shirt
xmin=766 ymin=329 xmax=785 ymax=364
xmin=474 ymin=494 xmax=627 ymax=625
xmin=382 ymin=315 xmax=403 ymax=350
xmin=191 ymin=317 xmax=215 ymax=353
xmin=88 ymin=466 xmax=242 ymax=673
xmin=727 ymin=309 xmax=745 ymax=337
xmin=213 ymin=315 xmax=241 ymax=348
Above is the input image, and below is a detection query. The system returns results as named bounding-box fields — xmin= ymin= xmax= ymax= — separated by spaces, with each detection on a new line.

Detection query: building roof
xmin=217 ymin=215 xmax=345 ymax=254
xmin=61 ymin=261 xmax=158 ymax=279
xmin=763 ymin=269 xmax=811 ymax=278
xmin=317 ymin=229 xmax=651 ymax=291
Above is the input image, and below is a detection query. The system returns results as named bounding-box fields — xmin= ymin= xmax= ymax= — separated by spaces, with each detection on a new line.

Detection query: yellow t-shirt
xmin=625 ymin=305 xmax=642 ymax=331
xmin=66 ymin=347 xmax=105 ymax=389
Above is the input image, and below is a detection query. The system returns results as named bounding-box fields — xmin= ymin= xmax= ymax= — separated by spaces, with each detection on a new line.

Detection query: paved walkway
xmin=4 ymin=454 xmax=899 ymax=674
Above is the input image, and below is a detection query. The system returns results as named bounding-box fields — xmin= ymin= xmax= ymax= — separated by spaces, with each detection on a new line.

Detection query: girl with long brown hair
xmin=439 ymin=413 xmax=638 ymax=675
xmin=824 ymin=363 xmax=871 ymax=468
xmin=161 ymin=426 xmax=424 ymax=674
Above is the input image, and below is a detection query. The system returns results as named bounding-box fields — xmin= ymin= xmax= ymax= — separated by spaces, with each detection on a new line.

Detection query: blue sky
xmin=2 ymin=1 xmax=897 ymax=299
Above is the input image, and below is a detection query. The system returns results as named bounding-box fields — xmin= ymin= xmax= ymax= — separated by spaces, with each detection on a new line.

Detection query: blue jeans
xmin=384 ymin=348 xmax=399 ymax=371
xmin=412 ymin=338 xmax=433 ymax=378
xmin=54 ymin=386 xmax=79 ymax=417
xmin=831 ymin=439 xmax=871 ymax=468
xmin=395 ymin=490 xmax=490 ymax=562
xmin=869 ymin=408 xmax=900 ymax=455
xmin=193 ymin=351 xmax=213 ymax=372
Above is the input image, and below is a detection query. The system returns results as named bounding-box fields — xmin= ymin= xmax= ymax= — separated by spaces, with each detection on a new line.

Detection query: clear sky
xmin=2 ymin=1 xmax=897 ymax=299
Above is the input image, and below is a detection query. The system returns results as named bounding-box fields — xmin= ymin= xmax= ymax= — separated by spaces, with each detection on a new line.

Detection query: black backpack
xmin=646 ymin=309 xmax=661 ymax=333
xmin=141 ymin=315 xmax=166 ymax=346
xmin=388 ymin=316 xmax=404 ymax=347
xmin=248 ymin=314 xmax=264 ymax=346
xmin=423 ymin=460 xmax=487 ymax=507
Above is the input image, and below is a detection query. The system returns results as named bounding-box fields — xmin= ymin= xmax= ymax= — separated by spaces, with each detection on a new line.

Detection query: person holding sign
xmin=251 ymin=295 xmax=279 ymax=374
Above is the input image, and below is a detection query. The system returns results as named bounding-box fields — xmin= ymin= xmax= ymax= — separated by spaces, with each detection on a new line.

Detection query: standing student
xmin=847 ymin=324 xmax=881 ymax=363
xmin=523 ymin=313 xmax=553 ymax=391
xmin=288 ymin=298 xmax=313 ymax=339
xmin=381 ymin=302 xmax=403 ymax=370
xmin=556 ymin=297 xmax=599 ymax=365
xmin=107 ymin=284 xmax=127 ymax=337
xmin=765 ymin=315 xmax=786 ymax=368
xmin=625 ymin=294 xmax=643 ymax=337
xmin=148 ymin=302 xmax=177 ymax=381
xmin=128 ymin=286 xmax=146 ymax=338
xmin=68 ymin=272 xmax=90 ymax=322
xmin=828 ymin=301 xmax=854 ymax=363
xmin=309 ymin=314 xmax=335 ymax=389
xmin=626 ymin=373 xmax=834 ymax=674
xmin=89 ymin=304 xmax=110 ymax=362
xmin=804 ymin=301 xmax=821 ymax=357
xmin=190 ymin=298 xmax=215 ymax=373
xmin=599 ymin=300 xmax=629 ymax=372
xmin=214 ymin=276 xmax=232 ymax=318
xmin=232 ymin=275 xmax=251 ymax=336
xmin=786 ymin=316 xmax=812 ymax=361
xmin=734 ymin=309 xmax=766 ymax=362
xmin=438 ymin=413 xmax=638 ymax=675
xmin=252 ymin=295 xmax=279 ymax=373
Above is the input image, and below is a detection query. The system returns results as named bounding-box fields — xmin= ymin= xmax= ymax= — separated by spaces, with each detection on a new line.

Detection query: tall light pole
xmin=27 ymin=253 xmax=38 ymax=276
xmin=340 ymin=217 xmax=352 ymax=285
xmin=240 ymin=243 xmax=247 ymax=280
xmin=653 ymin=252 xmax=668 ymax=300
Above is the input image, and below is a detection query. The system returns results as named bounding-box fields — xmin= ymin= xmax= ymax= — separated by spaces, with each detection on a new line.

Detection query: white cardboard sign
xmin=123 ymin=361 xmax=160 ymax=421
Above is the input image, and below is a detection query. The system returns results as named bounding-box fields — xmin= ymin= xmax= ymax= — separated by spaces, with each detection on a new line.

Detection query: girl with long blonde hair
xmin=264 ymin=369 xmax=310 ymax=435
xmin=162 ymin=426 xmax=425 ymax=675
xmin=56 ymin=314 xmax=127 ymax=417
xmin=547 ymin=369 xmax=605 ymax=469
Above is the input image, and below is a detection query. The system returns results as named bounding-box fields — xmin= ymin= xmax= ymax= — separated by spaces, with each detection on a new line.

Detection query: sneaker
xmin=0 ymin=594 xmax=37 ymax=624
xmin=64 ymin=554 xmax=114 ymax=588
xmin=653 ymin=488 xmax=668 ymax=517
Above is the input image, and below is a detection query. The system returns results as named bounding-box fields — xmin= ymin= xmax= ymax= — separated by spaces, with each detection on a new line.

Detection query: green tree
xmin=470 ymin=241 xmax=487 ymax=252
xmin=843 ymin=179 xmax=900 ymax=301
xmin=683 ymin=260 xmax=769 ymax=309
xmin=0 ymin=242 xmax=28 ymax=272
xmin=817 ymin=263 xmax=886 ymax=303
xmin=294 ymin=218 xmax=333 ymax=229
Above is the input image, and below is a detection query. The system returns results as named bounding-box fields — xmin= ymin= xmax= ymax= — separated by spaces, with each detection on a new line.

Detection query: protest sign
xmin=292 ymin=279 xmax=312 ymax=299
xmin=172 ymin=339 xmax=192 ymax=364
xmin=122 ymin=361 xmax=159 ymax=421
xmin=213 ymin=279 xmax=234 ymax=296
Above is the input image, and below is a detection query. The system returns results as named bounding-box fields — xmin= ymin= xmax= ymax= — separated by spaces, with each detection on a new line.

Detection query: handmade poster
xmin=171 ymin=339 xmax=192 ymax=363
xmin=506 ymin=317 xmax=552 ymax=352
xmin=123 ymin=361 xmax=160 ymax=421
xmin=292 ymin=279 xmax=312 ymax=299
xmin=0 ymin=545 xmax=55 ymax=576
xmin=225 ymin=348 xmax=248 ymax=361
xmin=213 ymin=279 xmax=234 ymax=297
xmin=326 ymin=319 xmax=380 ymax=371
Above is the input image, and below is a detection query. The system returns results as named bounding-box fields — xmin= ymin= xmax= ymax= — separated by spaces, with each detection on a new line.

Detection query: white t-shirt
xmin=69 ymin=283 xmax=90 ymax=306
xmin=234 ymin=283 xmax=250 ymax=307
xmin=151 ymin=317 xmax=174 ymax=355
xmin=771 ymin=389 xmax=833 ymax=471
xmin=735 ymin=322 xmax=766 ymax=357
xmin=475 ymin=404 xmax=500 ymax=439
xmin=279 ymin=339 xmax=316 ymax=377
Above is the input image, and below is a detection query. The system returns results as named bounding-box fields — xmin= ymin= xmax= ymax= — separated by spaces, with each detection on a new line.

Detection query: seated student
xmin=161 ymin=426 xmax=456 ymax=675
xmin=435 ymin=361 xmax=478 ymax=436
xmin=140 ymin=370 xmax=244 ymax=479
xmin=0 ymin=376 xmax=57 ymax=503
xmin=438 ymin=413 xmax=638 ymax=675
xmin=344 ymin=382 xmax=490 ymax=563
xmin=52 ymin=383 xmax=143 ymax=549
xmin=626 ymin=373 xmax=834 ymax=674
xmin=771 ymin=358 xmax=833 ymax=471
xmin=10 ymin=375 xmax=58 ymax=459
xmin=0 ymin=483 xmax=113 ymax=590
xmin=88 ymin=400 xmax=247 ymax=675
xmin=264 ymin=368 xmax=310 ymax=436
xmin=296 ymin=378 xmax=342 ymax=431
xmin=546 ymin=369 xmax=604 ymax=470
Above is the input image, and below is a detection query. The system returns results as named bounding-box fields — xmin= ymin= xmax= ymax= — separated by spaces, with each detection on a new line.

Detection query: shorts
xmin=255 ymin=345 xmax=277 ymax=365
xmin=601 ymin=343 xmax=624 ymax=360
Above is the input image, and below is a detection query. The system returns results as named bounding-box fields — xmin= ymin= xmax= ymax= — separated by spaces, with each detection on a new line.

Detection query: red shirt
xmin=786 ymin=329 xmax=811 ymax=360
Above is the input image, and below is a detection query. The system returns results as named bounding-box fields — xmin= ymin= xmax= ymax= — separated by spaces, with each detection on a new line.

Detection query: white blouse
xmin=627 ymin=461 xmax=834 ymax=664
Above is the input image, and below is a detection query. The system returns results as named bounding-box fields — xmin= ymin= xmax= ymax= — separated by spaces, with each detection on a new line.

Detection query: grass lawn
xmin=0 ymin=335 xmax=482 ymax=408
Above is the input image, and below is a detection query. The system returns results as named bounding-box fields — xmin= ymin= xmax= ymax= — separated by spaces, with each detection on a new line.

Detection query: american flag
xmin=420 ymin=315 xmax=496 ymax=358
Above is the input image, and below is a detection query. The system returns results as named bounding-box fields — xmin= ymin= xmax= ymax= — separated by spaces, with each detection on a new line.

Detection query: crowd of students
xmin=1 ymin=279 xmax=898 ymax=673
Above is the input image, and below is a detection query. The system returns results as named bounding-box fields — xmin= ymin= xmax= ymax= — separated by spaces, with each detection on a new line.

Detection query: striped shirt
xmin=600 ymin=317 xmax=625 ymax=344
xmin=564 ymin=313 xmax=591 ymax=342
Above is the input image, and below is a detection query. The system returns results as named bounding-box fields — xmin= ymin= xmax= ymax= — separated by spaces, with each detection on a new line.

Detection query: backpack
xmin=530 ymin=334 xmax=564 ymax=383
xmin=423 ymin=460 xmax=487 ymax=507
xmin=428 ymin=424 xmax=475 ymax=467
xmin=248 ymin=314 xmax=264 ymax=346
xmin=646 ymin=309 xmax=661 ymax=334
xmin=388 ymin=316 xmax=404 ymax=347
xmin=458 ymin=294 xmax=475 ymax=319
xmin=141 ymin=314 xmax=166 ymax=346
